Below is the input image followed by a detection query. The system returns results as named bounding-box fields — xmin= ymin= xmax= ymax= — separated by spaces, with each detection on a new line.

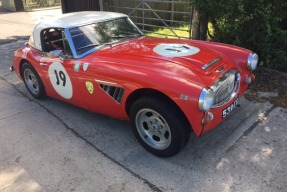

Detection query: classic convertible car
xmin=12 ymin=11 xmax=258 ymax=157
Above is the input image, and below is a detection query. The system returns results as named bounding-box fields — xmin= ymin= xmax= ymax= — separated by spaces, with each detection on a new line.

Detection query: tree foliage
xmin=192 ymin=0 xmax=287 ymax=72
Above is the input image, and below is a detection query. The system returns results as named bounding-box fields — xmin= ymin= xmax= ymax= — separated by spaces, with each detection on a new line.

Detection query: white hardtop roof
xmin=32 ymin=11 xmax=128 ymax=50
xmin=35 ymin=11 xmax=128 ymax=30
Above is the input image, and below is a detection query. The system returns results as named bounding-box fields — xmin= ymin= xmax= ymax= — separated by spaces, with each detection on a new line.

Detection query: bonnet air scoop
xmin=202 ymin=57 xmax=222 ymax=70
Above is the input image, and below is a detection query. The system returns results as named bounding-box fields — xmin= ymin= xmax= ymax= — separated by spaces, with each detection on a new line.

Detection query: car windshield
xmin=69 ymin=17 xmax=143 ymax=56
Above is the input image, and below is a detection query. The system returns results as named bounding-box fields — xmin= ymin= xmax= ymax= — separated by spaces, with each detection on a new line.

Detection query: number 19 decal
xmin=54 ymin=70 xmax=66 ymax=86
xmin=48 ymin=62 xmax=73 ymax=99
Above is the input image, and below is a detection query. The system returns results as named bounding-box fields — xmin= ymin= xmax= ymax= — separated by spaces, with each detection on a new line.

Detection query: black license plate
xmin=222 ymin=97 xmax=239 ymax=118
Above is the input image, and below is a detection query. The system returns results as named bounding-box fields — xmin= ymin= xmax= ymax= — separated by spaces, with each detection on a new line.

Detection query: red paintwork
xmin=13 ymin=36 xmax=253 ymax=137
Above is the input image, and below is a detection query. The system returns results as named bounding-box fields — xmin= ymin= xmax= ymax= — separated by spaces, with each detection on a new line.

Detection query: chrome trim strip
xmin=202 ymin=57 xmax=221 ymax=70
xmin=95 ymin=79 xmax=117 ymax=85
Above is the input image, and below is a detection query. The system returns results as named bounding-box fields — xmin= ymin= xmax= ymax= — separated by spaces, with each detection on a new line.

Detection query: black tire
xmin=130 ymin=97 xmax=190 ymax=157
xmin=21 ymin=62 xmax=46 ymax=99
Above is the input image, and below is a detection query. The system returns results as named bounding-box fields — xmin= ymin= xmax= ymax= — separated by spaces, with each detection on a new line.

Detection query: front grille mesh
xmin=211 ymin=70 xmax=239 ymax=107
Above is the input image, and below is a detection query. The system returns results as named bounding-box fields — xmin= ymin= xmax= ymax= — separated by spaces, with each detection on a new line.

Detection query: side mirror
xmin=59 ymin=53 xmax=68 ymax=61
xmin=47 ymin=50 xmax=62 ymax=58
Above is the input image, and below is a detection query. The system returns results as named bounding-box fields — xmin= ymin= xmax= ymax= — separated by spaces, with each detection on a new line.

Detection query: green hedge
xmin=193 ymin=0 xmax=287 ymax=72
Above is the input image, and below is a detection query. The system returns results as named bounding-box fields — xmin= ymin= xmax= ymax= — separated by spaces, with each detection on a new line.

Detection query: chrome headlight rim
xmin=247 ymin=53 xmax=258 ymax=71
xmin=198 ymin=87 xmax=215 ymax=112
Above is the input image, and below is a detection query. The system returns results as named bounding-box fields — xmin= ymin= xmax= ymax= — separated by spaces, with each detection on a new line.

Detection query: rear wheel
xmin=130 ymin=97 xmax=190 ymax=157
xmin=21 ymin=62 xmax=46 ymax=99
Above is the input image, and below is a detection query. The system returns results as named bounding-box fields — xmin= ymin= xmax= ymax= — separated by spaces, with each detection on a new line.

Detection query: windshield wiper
xmin=77 ymin=44 xmax=99 ymax=50
xmin=111 ymin=34 xmax=142 ymax=39
xmin=77 ymin=43 xmax=112 ymax=50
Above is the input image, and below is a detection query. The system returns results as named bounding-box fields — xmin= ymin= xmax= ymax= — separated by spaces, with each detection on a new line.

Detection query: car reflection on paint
xmin=12 ymin=11 xmax=258 ymax=157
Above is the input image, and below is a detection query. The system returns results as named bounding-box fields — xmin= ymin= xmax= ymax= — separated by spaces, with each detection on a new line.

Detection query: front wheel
xmin=130 ymin=97 xmax=190 ymax=157
xmin=21 ymin=62 xmax=46 ymax=99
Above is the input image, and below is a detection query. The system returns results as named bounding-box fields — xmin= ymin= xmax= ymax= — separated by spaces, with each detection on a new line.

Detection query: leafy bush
xmin=193 ymin=0 xmax=287 ymax=72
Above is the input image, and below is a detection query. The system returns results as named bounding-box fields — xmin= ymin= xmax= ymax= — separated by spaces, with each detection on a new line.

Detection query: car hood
xmin=106 ymin=37 xmax=226 ymax=75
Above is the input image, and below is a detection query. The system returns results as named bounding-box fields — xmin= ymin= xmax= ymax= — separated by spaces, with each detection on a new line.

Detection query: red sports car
xmin=12 ymin=11 xmax=258 ymax=157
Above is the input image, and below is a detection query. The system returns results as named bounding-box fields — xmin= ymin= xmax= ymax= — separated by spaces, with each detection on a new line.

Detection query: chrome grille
xmin=211 ymin=70 xmax=240 ymax=107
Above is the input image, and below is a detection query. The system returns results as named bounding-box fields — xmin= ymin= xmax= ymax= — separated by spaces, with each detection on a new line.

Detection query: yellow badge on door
xmin=85 ymin=81 xmax=94 ymax=94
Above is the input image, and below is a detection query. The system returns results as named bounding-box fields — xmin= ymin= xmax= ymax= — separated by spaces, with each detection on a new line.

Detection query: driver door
xmin=39 ymin=56 xmax=85 ymax=108
xmin=38 ymin=28 xmax=86 ymax=108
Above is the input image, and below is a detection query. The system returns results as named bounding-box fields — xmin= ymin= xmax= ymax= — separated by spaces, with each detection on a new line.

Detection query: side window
xmin=41 ymin=28 xmax=64 ymax=53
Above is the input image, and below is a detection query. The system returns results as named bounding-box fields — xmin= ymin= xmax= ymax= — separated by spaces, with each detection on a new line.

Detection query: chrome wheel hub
xmin=24 ymin=69 xmax=39 ymax=95
xmin=135 ymin=109 xmax=171 ymax=150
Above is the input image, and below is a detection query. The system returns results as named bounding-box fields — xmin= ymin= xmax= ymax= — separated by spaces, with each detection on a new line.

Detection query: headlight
xmin=247 ymin=53 xmax=258 ymax=71
xmin=198 ymin=88 xmax=215 ymax=111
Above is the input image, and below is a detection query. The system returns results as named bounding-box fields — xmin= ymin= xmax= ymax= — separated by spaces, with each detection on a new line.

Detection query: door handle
xmin=40 ymin=63 xmax=48 ymax=66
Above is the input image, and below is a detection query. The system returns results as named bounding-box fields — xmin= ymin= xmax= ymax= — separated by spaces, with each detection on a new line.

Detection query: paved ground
xmin=0 ymin=8 xmax=61 ymax=44
xmin=0 ymin=78 xmax=153 ymax=192
xmin=0 ymin=8 xmax=287 ymax=192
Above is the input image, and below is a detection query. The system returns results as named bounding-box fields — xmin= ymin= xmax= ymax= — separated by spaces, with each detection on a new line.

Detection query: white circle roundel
xmin=48 ymin=62 xmax=73 ymax=99
xmin=153 ymin=44 xmax=200 ymax=57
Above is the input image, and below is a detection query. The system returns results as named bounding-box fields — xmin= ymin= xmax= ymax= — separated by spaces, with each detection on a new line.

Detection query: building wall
xmin=61 ymin=0 xmax=100 ymax=13
xmin=1 ymin=0 xmax=16 ymax=11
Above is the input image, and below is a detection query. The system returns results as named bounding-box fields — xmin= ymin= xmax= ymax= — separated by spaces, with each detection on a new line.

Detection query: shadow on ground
xmin=0 ymin=36 xmax=29 ymax=44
